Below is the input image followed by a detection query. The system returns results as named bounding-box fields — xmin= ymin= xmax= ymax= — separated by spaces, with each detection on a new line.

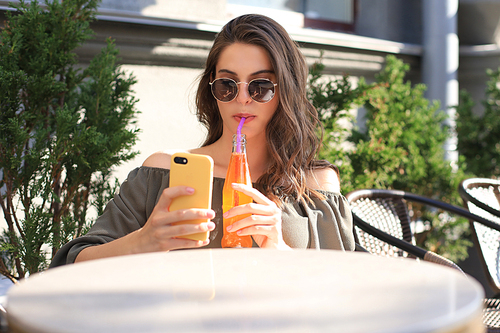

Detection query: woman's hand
xmin=76 ymin=186 xmax=216 ymax=263
xmin=132 ymin=186 xmax=216 ymax=253
xmin=223 ymin=183 xmax=291 ymax=250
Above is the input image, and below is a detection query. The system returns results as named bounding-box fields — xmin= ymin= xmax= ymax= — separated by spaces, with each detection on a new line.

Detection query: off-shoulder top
xmin=50 ymin=167 xmax=355 ymax=267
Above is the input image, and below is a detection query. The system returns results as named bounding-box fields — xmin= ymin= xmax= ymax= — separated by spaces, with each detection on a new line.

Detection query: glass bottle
xmin=222 ymin=134 xmax=253 ymax=248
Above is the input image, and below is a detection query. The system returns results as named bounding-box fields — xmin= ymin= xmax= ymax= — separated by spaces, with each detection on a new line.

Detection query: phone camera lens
xmin=174 ymin=157 xmax=188 ymax=164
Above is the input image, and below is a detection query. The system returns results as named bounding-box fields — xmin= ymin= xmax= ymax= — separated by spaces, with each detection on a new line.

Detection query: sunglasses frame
xmin=209 ymin=78 xmax=278 ymax=104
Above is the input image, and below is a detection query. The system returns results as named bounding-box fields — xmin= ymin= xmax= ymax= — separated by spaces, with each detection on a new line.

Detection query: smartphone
xmin=169 ymin=152 xmax=214 ymax=241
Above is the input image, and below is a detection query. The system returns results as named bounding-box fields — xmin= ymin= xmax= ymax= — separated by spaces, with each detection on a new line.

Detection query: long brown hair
xmin=195 ymin=14 xmax=332 ymax=205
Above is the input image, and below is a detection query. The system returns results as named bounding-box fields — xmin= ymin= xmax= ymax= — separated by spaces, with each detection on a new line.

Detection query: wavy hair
xmin=195 ymin=14 xmax=332 ymax=205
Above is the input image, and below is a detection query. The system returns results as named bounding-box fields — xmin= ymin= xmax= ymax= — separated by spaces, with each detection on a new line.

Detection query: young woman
xmin=50 ymin=14 xmax=355 ymax=267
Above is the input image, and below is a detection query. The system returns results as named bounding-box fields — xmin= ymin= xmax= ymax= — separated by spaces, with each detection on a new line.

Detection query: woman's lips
xmin=234 ymin=115 xmax=255 ymax=123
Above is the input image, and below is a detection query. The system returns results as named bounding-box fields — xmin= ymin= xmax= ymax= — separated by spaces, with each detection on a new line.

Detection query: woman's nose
xmin=235 ymin=82 xmax=252 ymax=105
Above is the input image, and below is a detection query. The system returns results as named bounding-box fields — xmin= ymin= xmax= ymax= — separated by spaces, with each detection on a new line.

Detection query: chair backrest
xmin=346 ymin=188 xmax=498 ymax=272
xmin=459 ymin=178 xmax=500 ymax=295
xmin=345 ymin=189 xmax=415 ymax=258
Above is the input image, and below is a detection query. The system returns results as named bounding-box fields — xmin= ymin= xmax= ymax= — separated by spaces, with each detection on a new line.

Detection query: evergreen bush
xmin=0 ymin=0 xmax=140 ymax=281
xmin=309 ymin=55 xmax=471 ymax=262
xmin=456 ymin=68 xmax=500 ymax=178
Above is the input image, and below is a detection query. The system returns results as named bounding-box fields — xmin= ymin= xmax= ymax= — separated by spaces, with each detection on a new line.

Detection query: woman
xmin=50 ymin=14 xmax=354 ymax=267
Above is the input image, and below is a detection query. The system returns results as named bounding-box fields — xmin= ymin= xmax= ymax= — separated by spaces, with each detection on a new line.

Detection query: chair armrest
xmin=353 ymin=213 xmax=464 ymax=273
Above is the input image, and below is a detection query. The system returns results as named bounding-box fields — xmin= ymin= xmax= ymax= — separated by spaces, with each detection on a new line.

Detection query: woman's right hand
xmin=132 ymin=185 xmax=216 ymax=253
xmin=75 ymin=186 xmax=215 ymax=262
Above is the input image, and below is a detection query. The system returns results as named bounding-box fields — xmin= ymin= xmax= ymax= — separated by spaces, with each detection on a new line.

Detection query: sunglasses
xmin=209 ymin=78 xmax=278 ymax=103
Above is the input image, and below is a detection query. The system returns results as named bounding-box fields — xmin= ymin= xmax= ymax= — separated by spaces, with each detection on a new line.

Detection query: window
xmin=227 ymin=0 xmax=356 ymax=32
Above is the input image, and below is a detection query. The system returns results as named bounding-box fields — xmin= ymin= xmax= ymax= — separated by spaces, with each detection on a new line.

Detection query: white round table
xmin=6 ymin=249 xmax=485 ymax=333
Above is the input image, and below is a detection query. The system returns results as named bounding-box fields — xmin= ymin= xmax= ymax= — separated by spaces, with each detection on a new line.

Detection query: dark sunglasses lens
xmin=248 ymin=80 xmax=275 ymax=103
xmin=212 ymin=79 xmax=237 ymax=102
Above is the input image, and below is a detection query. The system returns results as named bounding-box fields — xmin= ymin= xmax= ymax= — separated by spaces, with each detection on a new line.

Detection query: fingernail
xmin=223 ymin=212 xmax=228 ymax=218
xmin=226 ymin=225 xmax=232 ymax=231
xmin=186 ymin=187 xmax=195 ymax=194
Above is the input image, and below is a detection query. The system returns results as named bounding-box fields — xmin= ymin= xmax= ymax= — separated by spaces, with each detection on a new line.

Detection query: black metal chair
xmin=459 ymin=178 xmax=500 ymax=332
xmin=346 ymin=188 xmax=500 ymax=333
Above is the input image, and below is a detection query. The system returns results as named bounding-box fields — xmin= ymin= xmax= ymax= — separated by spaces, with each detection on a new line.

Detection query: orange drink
xmin=222 ymin=134 xmax=253 ymax=248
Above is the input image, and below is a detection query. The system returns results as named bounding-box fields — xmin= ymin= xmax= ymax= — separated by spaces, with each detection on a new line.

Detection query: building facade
xmin=1 ymin=0 xmax=498 ymax=182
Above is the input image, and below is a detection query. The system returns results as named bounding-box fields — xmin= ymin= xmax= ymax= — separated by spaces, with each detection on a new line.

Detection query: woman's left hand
xmin=223 ymin=183 xmax=291 ymax=250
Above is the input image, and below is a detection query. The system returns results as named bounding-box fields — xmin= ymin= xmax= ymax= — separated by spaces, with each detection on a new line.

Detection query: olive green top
xmin=50 ymin=167 xmax=355 ymax=267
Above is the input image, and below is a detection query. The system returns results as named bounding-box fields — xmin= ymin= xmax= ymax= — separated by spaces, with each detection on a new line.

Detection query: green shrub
xmin=456 ymin=68 xmax=500 ymax=178
xmin=309 ymin=55 xmax=471 ymax=262
xmin=0 ymin=0 xmax=140 ymax=280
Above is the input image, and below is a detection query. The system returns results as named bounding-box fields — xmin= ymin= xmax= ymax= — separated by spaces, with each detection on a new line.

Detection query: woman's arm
xmin=220 ymin=166 xmax=341 ymax=250
xmin=75 ymin=185 xmax=216 ymax=262
xmin=75 ymin=152 xmax=216 ymax=263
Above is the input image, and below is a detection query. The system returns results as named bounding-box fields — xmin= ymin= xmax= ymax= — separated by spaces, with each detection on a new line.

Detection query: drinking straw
xmin=236 ymin=117 xmax=246 ymax=153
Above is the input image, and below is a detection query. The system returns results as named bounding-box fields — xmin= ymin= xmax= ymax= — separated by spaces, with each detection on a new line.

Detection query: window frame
xmin=303 ymin=0 xmax=357 ymax=32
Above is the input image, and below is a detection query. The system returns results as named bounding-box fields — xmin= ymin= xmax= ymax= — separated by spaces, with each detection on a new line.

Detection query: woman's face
xmin=213 ymin=43 xmax=279 ymax=140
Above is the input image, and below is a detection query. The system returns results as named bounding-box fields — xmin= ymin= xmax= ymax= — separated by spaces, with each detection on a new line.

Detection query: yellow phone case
xmin=169 ymin=153 xmax=214 ymax=241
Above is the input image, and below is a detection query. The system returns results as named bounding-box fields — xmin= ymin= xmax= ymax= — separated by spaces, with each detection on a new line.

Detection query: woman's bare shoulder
xmin=142 ymin=150 xmax=185 ymax=169
xmin=307 ymin=166 xmax=341 ymax=193
xmin=142 ymin=148 xmax=211 ymax=169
